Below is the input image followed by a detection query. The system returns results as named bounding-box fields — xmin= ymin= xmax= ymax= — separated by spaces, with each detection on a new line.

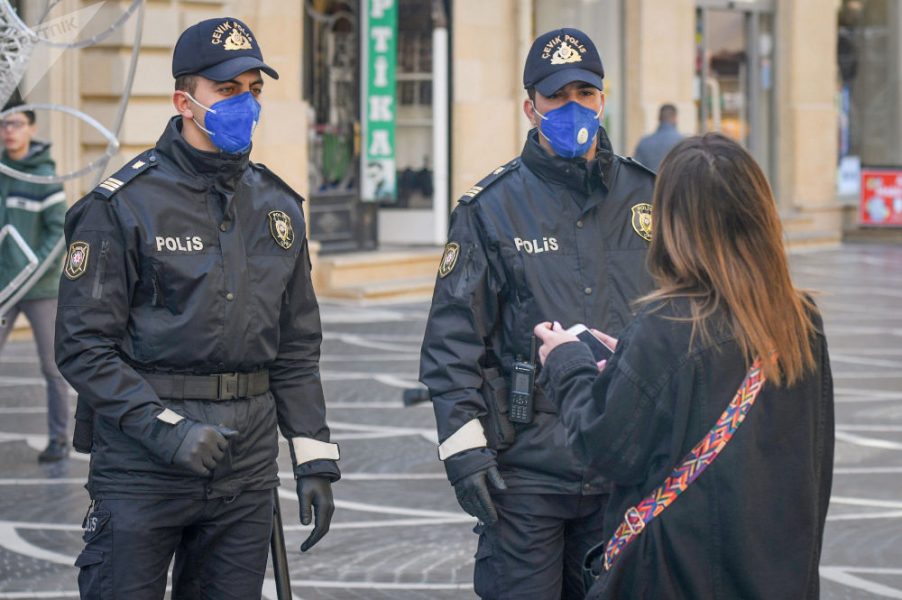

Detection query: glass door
xmin=696 ymin=2 xmax=776 ymax=183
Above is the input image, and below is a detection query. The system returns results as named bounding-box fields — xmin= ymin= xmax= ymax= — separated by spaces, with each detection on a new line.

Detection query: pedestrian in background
xmin=420 ymin=28 xmax=656 ymax=599
xmin=0 ymin=102 xmax=68 ymax=463
xmin=55 ymin=18 xmax=338 ymax=599
xmin=535 ymin=133 xmax=834 ymax=599
xmin=633 ymin=103 xmax=683 ymax=171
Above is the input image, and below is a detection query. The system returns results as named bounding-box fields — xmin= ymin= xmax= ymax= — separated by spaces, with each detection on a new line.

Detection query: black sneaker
xmin=38 ymin=438 xmax=70 ymax=463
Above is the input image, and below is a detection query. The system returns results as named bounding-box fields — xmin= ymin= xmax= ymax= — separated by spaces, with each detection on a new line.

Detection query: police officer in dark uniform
xmin=419 ymin=28 xmax=656 ymax=599
xmin=55 ymin=18 xmax=339 ymax=599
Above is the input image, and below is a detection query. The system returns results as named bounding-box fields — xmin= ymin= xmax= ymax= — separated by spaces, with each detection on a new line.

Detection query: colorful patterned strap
xmin=603 ymin=358 xmax=766 ymax=572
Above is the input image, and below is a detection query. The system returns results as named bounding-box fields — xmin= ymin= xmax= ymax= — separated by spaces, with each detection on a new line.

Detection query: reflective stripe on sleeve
xmin=156 ymin=408 xmax=184 ymax=425
xmin=291 ymin=437 xmax=340 ymax=465
xmin=437 ymin=418 xmax=487 ymax=461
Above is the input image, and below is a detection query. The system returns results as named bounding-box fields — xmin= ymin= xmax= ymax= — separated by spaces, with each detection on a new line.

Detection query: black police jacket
xmin=542 ymin=299 xmax=833 ymax=599
xmin=420 ymin=128 xmax=656 ymax=494
xmin=55 ymin=117 xmax=339 ymax=498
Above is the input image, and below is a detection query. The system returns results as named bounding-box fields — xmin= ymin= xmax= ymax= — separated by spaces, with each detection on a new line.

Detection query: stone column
xmin=776 ymin=0 xmax=840 ymax=233
xmin=623 ymin=0 xmax=697 ymax=155
xmin=451 ymin=0 xmax=523 ymax=200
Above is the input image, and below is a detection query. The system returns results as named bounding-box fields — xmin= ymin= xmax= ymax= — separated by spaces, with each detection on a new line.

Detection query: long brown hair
xmin=641 ymin=133 xmax=816 ymax=386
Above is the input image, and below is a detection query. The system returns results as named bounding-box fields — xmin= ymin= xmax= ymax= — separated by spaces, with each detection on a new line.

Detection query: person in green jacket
xmin=0 ymin=103 xmax=69 ymax=462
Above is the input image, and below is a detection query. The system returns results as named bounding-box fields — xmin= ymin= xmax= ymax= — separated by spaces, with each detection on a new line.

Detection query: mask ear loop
xmin=180 ymin=91 xmax=217 ymax=137
xmin=530 ymin=100 xmax=554 ymax=145
xmin=530 ymin=100 xmax=548 ymax=121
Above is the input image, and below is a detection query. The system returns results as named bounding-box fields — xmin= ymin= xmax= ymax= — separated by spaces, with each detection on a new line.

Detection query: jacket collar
xmin=521 ymin=126 xmax=615 ymax=195
xmin=154 ymin=116 xmax=250 ymax=192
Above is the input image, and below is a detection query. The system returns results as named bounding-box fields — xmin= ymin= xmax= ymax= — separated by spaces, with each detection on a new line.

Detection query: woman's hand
xmin=534 ymin=323 xmax=620 ymax=371
xmin=590 ymin=329 xmax=618 ymax=352
xmin=533 ymin=321 xmax=579 ymax=366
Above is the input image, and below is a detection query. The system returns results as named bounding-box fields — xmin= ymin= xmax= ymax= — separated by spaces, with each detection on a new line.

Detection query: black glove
xmin=453 ymin=465 xmax=507 ymax=525
xmin=297 ymin=476 xmax=335 ymax=552
xmin=171 ymin=422 xmax=237 ymax=477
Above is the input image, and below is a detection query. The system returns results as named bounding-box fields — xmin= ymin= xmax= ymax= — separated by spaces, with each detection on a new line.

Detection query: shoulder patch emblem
xmin=631 ymin=203 xmax=653 ymax=242
xmin=268 ymin=210 xmax=294 ymax=250
xmin=438 ymin=242 xmax=460 ymax=278
xmin=64 ymin=241 xmax=90 ymax=280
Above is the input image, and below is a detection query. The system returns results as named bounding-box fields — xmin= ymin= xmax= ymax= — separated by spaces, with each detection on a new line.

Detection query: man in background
xmin=0 ymin=102 xmax=68 ymax=462
xmin=633 ymin=103 xmax=683 ymax=171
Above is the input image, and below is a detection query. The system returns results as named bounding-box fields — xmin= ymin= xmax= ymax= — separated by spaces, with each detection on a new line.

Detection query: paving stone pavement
xmin=0 ymin=243 xmax=900 ymax=599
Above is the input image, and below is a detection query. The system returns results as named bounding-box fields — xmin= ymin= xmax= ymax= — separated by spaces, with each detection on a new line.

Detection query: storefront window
xmin=839 ymin=0 xmax=902 ymax=166
xmin=695 ymin=4 xmax=775 ymax=184
xmin=393 ymin=0 xmax=434 ymax=209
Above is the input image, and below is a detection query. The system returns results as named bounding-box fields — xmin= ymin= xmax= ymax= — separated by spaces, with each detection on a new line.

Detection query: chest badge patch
xmin=631 ymin=203 xmax=653 ymax=242
xmin=64 ymin=241 xmax=90 ymax=280
xmin=438 ymin=242 xmax=460 ymax=278
xmin=268 ymin=211 xmax=294 ymax=250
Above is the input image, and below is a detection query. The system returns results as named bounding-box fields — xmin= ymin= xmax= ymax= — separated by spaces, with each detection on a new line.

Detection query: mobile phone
xmin=566 ymin=324 xmax=615 ymax=361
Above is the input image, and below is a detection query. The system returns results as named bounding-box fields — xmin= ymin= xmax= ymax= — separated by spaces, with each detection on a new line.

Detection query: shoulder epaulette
xmin=621 ymin=156 xmax=657 ymax=178
xmin=94 ymin=151 xmax=158 ymax=199
xmin=458 ymin=158 xmax=521 ymax=205
xmin=251 ymin=162 xmax=304 ymax=205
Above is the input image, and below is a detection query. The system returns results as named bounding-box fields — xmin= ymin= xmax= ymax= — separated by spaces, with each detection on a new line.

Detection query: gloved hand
xmin=454 ymin=465 xmax=507 ymax=525
xmin=297 ymin=476 xmax=335 ymax=552
xmin=172 ymin=422 xmax=237 ymax=477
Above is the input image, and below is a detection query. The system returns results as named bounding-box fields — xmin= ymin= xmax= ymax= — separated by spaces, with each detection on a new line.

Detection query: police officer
xmin=55 ymin=18 xmax=339 ymax=599
xmin=420 ymin=28 xmax=655 ymax=599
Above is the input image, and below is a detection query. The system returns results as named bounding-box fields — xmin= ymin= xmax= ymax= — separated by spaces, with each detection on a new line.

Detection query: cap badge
xmin=630 ymin=203 xmax=653 ymax=242
xmin=211 ymin=21 xmax=253 ymax=51
xmin=64 ymin=241 xmax=90 ymax=280
xmin=551 ymin=41 xmax=582 ymax=65
xmin=268 ymin=210 xmax=294 ymax=250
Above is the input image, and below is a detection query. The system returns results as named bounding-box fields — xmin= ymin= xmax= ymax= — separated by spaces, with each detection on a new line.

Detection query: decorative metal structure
xmin=0 ymin=0 xmax=145 ymax=321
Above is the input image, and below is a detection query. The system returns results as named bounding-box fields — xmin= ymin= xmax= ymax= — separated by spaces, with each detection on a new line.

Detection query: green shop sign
xmin=361 ymin=0 xmax=397 ymax=202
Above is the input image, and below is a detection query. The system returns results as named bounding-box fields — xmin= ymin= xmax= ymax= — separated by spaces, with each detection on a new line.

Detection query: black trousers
xmin=473 ymin=492 xmax=609 ymax=600
xmin=75 ymin=490 xmax=273 ymax=600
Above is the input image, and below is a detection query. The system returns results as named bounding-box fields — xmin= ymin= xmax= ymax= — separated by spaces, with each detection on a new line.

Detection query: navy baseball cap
xmin=523 ymin=28 xmax=604 ymax=96
xmin=172 ymin=18 xmax=279 ymax=81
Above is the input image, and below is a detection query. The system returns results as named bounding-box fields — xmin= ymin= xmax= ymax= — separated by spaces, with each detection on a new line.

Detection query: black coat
xmin=542 ymin=298 xmax=834 ymax=599
xmin=420 ymin=128 xmax=656 ymax=492
xmin=55 ymin=118 xmax=339 ymax=498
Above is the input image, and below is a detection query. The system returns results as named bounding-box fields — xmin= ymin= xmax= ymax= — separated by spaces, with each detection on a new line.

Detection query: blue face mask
xmin=184 ymin=91 xmax=261 ymax=154
xmin=532 ymin=101 xmax=602 ymax=159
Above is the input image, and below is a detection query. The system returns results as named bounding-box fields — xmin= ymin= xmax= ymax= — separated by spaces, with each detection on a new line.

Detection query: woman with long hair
xmin=534 ymin=133 xmax=834 ymax=599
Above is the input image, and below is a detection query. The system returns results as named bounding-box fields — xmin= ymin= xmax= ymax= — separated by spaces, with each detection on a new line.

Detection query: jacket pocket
xmin=480 ymin=367 xmax=515 ymax=451
xmin=472 ymin=522 xmax=500 ymax=599
xmin=76 ymin=507 xmax=113 ymax=598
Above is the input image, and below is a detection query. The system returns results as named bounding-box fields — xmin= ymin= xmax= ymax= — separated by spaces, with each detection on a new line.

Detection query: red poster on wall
xmin=861 ymin=169 xmax=902 ymax=227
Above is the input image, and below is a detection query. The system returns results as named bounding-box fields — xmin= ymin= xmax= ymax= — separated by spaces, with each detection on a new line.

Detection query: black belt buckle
xmin=218 ymin=372 xmax=239 ymax=400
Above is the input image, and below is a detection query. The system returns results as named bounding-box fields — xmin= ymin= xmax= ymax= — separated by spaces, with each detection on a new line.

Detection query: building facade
xmin=10 ymin=0 xmax=885 ymax=271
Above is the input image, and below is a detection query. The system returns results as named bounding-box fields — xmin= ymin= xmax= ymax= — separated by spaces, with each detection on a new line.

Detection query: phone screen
xmin=574 ymin=328 xmax=614 ymax=361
